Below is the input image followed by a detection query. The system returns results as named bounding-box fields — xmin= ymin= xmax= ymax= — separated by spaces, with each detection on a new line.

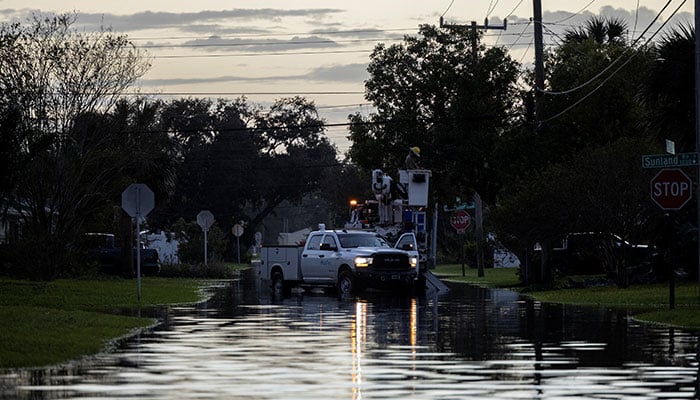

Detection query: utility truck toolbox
xmin=260 ymin=245 xmax=303 ymax=282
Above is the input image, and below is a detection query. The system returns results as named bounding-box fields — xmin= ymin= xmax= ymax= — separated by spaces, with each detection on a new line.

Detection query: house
xmin=0 ymin=201 xmax=29 ymax=244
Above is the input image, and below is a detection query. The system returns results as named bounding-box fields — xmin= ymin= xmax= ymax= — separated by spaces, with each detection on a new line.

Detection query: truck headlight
xmin=410 ymin=257 xmax=418 ymax=268
xmin=354 ymin=256 xmax=372 ymax=268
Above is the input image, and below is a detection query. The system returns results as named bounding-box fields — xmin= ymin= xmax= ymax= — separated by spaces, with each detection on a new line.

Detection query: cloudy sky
xmin=0 ymin=1 xmax=693 ymax=153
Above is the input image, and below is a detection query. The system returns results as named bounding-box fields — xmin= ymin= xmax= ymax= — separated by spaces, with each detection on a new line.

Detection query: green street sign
xmin=642 ymin=152 xmax=700 ymax=169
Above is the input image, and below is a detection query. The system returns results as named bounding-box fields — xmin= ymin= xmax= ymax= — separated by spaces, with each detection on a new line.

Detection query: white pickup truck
xmin=259 ymin=225 xmax=419 ymax=296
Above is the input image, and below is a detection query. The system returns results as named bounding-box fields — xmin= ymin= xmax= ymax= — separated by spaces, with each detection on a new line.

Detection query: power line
xmin=145 ymin=31 xmax=536 ymax=60
xmin=551 ymin=0 xmax=597 ymax=24
xmin=486 ymin=0 xmax=501 ymax=19
xmin=507 ymin=20 xmax=532 ymax=52
xmin=316 ymin=103 xmax=373 ymax=110
xmin=495 ymin=0 xmax=525 ymax=46
xmin=632 ymin=0 xmax=641 ymax=40
xmin=102 ymin=113 xmax=500 ymax=137
xmin=540 ymin=23 xmax=565 ymax=47
xmin=543 ymin=0 xmax=687 ymax=123
xmin=441 ymin=0 xmax=456 ymax=17
xmin=504 ymin=0 xmax=526 ymax=19
xmin=518 ymin=38 xmax=534 ymax=63
xmin=541 ymin=0 xmax=673 ymax=96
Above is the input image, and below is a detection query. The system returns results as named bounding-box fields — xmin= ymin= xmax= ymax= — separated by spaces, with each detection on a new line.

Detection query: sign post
xmin=474 ymin=193 xmax=485 ymax=278
xmin=648 ymin=168 xmax=692 ymax=310
xmin=450 ymin=210 xmax=470 ymax=276
xmin=197 ymin=210 xmax=215 ymax=265
xmin=121 ymin=183 xmax=155 ymax=301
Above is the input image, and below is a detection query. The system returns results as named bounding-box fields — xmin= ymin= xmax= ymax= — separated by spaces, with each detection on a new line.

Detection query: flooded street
xmin=2 ymin=270 xmax=699 ymax=399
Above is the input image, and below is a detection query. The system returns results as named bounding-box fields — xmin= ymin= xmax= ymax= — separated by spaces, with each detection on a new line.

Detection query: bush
xmin=170 ymin=218 xmax=226 ymax=264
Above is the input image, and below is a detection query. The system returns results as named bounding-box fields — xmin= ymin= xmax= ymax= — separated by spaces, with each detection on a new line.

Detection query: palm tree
xmin=640 ymin=24 xmax=695 ymax=150
xmin=564 ymin=16 xmax=628 ymax=45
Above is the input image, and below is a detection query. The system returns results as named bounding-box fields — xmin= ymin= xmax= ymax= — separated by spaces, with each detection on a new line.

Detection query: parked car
xmin=85 ymin=233 xmax=160 ymax=276
xmin=550 ymin=232 xmax=657 ymax=278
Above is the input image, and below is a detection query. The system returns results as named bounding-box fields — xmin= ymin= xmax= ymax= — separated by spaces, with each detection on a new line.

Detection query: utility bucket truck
xmin=259 ymin=167 xmax=447 ymax=298
xmin=348 ymin=169 xmax=432 ymax=265
xmin=345 ymin=167 xmax=448 ymax=294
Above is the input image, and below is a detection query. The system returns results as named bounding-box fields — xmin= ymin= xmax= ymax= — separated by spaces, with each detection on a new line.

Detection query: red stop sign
xmin=450 ymin=210 xmax=470 ymax=234
xmin=650 ymin=168 xmax=693 ymax=210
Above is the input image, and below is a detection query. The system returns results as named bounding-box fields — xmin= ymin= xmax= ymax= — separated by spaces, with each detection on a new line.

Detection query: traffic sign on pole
xmin=650 ymin=168 xmax=693 ymax=210
xmin=232 ymin=224 xmax=244 ymax=264
xmin=197 ymin=210 xmax=215 ymax=265
xmin=121 ymin=183 xmax=155 ymax=301
xmin=450 ymin=210 xmax=470 ymax=234
xmin=121 ymin=183 xmax=154 ymax=218
xmin=197 ymin=210 xmax=215 ymax=231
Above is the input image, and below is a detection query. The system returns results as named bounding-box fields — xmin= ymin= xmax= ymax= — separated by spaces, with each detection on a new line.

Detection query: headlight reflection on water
xmin=351 ymin=301 xmax=368 ymax=400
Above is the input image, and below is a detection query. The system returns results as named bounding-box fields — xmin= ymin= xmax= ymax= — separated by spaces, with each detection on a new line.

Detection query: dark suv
xmin=550 ymin=232 xmax=657 ymax=277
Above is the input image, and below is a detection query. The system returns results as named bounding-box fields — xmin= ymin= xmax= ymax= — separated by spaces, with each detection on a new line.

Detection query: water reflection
xmin=1 ymin=271 xmax=698 ymax=399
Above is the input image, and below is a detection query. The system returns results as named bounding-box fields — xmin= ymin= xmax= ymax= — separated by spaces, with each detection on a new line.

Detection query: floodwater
xmin=1 ymin=269 xmax=699 ymax=399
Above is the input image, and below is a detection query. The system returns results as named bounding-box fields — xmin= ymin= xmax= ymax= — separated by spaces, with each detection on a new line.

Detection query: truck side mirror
xmin=402 ymin=243 xmax=414 ymax=250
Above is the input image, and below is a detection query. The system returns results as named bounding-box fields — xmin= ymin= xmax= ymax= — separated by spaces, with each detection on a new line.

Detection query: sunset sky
xmin=0 ymin=1 xmax=693 ymax=153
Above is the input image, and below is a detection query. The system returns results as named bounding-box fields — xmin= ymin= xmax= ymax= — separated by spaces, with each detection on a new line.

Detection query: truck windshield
xmin=337 ymin=233 xmax=390 ymax=248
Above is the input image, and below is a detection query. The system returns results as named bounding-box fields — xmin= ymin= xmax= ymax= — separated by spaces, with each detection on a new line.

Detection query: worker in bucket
xmin=405 ymin=146 xmax=421 ymax=170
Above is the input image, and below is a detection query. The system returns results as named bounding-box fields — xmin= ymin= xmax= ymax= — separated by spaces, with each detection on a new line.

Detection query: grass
xmin=226 ymin=262 xmax=251 ymax=272
xmin=0 ymin=277 xmax=205 ymax=369
xmin=526 ymin=283 xmax=699 ymax=309
xmin=433 ymin=264 xmax=521 ymax=287
xmin=527 ymin=283 xmax=700 ymax=328
xmin=0 ymin=306 xmax=153 ymax=368
xmin=635 ymin=309 xmax=700 ymax=329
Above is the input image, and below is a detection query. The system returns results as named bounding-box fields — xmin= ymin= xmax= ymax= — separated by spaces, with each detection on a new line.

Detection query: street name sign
xmin=642 ymin=152 xmax=699 ymax=169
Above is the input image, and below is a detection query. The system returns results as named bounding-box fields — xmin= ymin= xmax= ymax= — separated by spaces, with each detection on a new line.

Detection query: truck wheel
xmin=271 ymin=271 xmax=285 ymax=298
xmin=337 ymin=270 xmax=354 ymax=297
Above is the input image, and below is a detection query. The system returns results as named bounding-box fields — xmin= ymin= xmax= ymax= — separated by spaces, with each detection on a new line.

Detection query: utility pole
xmin=440 ymin=16 xmax=508 ymax=56
xmin=438 ymin=16 xmax=507 ymax=277
xmin=533 ymin=0 xmax=545 ymax=131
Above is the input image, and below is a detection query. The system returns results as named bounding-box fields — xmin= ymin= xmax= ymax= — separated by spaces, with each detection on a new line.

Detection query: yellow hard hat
xmin=410 ymin=146 xmax=421 ymax=156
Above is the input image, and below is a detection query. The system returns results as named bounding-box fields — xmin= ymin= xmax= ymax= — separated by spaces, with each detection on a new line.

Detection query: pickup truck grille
xmin=372 ymin=253 xmax=409 ymax=271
